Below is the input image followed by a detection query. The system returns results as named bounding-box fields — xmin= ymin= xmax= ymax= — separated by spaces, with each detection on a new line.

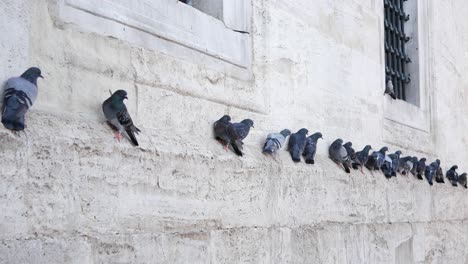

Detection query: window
xmin=57 ymin=0 xmax=252 ymax=79
xmin=384 ymin=0 xmax=412 ymax=100
xmin=180 ymin=0 xmax=223 ymax=21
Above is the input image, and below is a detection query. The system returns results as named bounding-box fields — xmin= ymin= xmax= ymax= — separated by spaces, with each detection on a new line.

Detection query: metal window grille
xmin=384 ymin=0 xmax=411 ymax=100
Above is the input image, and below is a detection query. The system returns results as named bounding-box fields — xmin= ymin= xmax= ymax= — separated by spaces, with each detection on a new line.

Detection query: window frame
xmin=57 ymin=0 xmax=253 ymax=80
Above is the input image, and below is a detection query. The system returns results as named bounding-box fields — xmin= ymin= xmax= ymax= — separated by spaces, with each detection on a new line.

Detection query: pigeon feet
xmin=114 ymin=132 xmax=122 ymax=142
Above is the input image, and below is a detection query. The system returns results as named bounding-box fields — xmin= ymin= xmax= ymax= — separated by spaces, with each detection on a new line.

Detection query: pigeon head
xmin=309 ymin=132 xmax=323 ymax=140
xmin=21 ymin=67 xmax=43 ymax=85
xmin=412 ymin=156 xmax=418 ymax=162
xmin=112 ymin=90 xmax=128 ymax=101
xmin=343 ymin=142 xmax=352 ymax=147
xmin=280 ymin=129 xmax=291 ymax=137
xmin=450 ymin=165 xmax=458 ymax=170
xmin=297 ymin=128 xmax=308 ymax=135
xmin=436 ymin=159 xmax=441 ymax=165
xmin=240 ymin=119 xmax=254 ymax=128
xmin=379 ymin=147 xmax=388 ymax=154
xmin=363 ymin=145 xmax=372 ymax=153
xmin=420 ymin=158 xmax=426 ymax=162
xmin=335 ymin=138 xmax=343 ymax=145
xmin=219 ymin=115 xmax=231 ymax=122
xmin=395 ymin=150 xmax=402 ymax=156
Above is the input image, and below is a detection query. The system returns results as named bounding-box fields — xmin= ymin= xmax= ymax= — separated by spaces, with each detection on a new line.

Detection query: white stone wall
xmin=1 ymin=0 xmax=468 ymax=263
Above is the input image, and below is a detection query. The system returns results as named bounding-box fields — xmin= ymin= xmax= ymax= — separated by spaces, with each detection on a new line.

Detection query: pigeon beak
xmin=39 ymin=75 xmax=44 ymax=79
xmin=251 ymin=125 xmax=255 ymax=128
xmin=125 ymin=96 xmax=128 ymax=100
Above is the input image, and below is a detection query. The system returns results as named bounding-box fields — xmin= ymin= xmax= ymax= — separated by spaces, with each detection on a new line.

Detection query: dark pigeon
xmin=2 ymin=67 xmax=43 ymax=131
xmin=288 ymin=128 xmax=308 ymax=162
xmin=384 ymin=76 xmax=396 ymax=99
xmin=343 ymin=142 xmax=357 ymax=169
xmin=302 ymin=132 xmax=323 ymax=164
xmin=416 ymin=158 xmax=427 ymax=180
xmin=366 ymin=147 xmax=389 ymax=171
xmin=382 ymin=155 xmax=393 ymax=178
xmin=232 ymin=119 xmax=254 ymax=140
xmin=458 ymin=173 xmax=467 ymax=188
xmin=410 ymin=157 xmax=419 ymax=176
xmin=263 ymin=129 xmax=291 ymax=154
xmin=214 ymin=115 xmax=232 ymax=148
xmin=387 ymin=150 xmax=402 ymax=177
xmin=446 ymin=165 xmax=459 ymax=187
xmin=425 ymin=159 xmax=440 ymax=186
xmin=102 ymin=90 xmax=141 ymax=146
xmin=329 ymin=138 xmax=350 ymax=173
xmin=435 ymin=165 xmax=445 ymax=183
xmin=353 ymin=145 xmax=372 ymax=172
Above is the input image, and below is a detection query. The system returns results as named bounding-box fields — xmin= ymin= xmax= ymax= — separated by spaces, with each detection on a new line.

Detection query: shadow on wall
xmin=395 ymin=237 xmax=414 ymax=264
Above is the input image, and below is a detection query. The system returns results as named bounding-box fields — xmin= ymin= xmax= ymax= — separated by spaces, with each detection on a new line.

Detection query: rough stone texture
xmin=1 ymin=0 xmax=468 ymax=263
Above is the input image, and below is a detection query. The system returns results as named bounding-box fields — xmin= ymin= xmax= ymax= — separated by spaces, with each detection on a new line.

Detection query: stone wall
xmin=1 ymin=0 xmax=468 ymax=263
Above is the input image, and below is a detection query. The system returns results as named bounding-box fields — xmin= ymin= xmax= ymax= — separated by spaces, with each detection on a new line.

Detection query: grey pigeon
xmin=416 ymin=158 xmax=427 ymax=180
xmin=288 ymin=128 xmax=308 ymax=162
xmin=329 ymin=138 xmax=350 ymax=173
xmin=232 ymin=119 xmax=254 ymax=141
xmin=384 ymin=76 xmax=396 ymax=99
xmin=343 ymin=142 xmax=357 ymax=170
xmin=2 ymin=67 xmax=43 ymax=131
xmin=425 ymin=159 xmax=440 ymax=186
xmin=398 ymin=156 xmax=414 ymax=175
xmin=353 ymin=145 xmax=372 ymax=171
xmin=387 ymin=150 xmax=402 ymax=177
xmin=263 ymin=129 xmax=291 ymax=154
xmin=446 ymin=165 xmax=459 ymax=187
xmin=213 ymin=115 xmax=243 ymax=156
xmin=366 ymin=147 xmax=389 ymax=171
xmin=410 ymin=157 xmax=419 ymax=176
xmin=458 ymin=173 xmax=467 ymax=188
xmin=302 ymin=132 xmax=323 ymax=164
xmin=102 ymin=90 xmax=141 ymax=146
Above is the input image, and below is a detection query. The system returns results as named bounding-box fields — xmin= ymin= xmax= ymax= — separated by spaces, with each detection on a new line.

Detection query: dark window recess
xmin=384 ymin=0 xmax=411 ymax=100
xmin=179 ymin=0 xmax=193 ymax=5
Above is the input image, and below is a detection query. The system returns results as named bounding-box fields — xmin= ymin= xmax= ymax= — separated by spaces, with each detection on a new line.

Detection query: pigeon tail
xmin=262 ymin=140 xmax=277 ymax=154
xmin=417 ymin=174 xmax=423 ymax=180
xmin=290 ymin=145 xmax=301 ymax=162
xmin=231 ymin=140 xmax=243 ymax=157
xmin=2 ymin=94 xmax=28 ymax=131
xmin=343 ymin=163 xmax=351 ymax=173
xmin=305 ymin=158 xmax=314 ymax=164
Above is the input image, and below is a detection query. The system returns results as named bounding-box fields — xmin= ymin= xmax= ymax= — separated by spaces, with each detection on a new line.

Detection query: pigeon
xmin=288 ymin=128 xmax=308 ymax=162
xmin=262 ymin=129 xmax=291 ymax=154
xmin=353 ymin=145 xmax=372 ymax=171
xmin=425 ymin=159 xmax=440 ymax=186
xmin=384 ymin=76 xmax=396 ymax=99
xmin=232 ymin=119 xmax=254 ymax=141
xmin=366 ymin=147 xmax=388 ymax=171
xmin=435 ymin=165 xmax=445 ymax=183
xmin=1 ymin=67 xmax=43 ymax=131
xmin=213 ymin=115 xmax=243 ymax=156
xmin=410 ymin=157 xmax=419 ymax=176
xmin=343 ymin=142 xmax=357 ymax=169
xmin=214 ymin=115 xmax=232 ymax=148
xmin=458 ymin=173 xmax=467 ymax=188
xmin=446 ymin=165 xmax=459 ymax=187
xmin=398 ymin=156 xmax=414 ymax=175
xmin=102 ymin=90 xmax=141 ymax=146
xmin=329 ymin=138 xmax=350 ymax=173
xmin=416 ymin=158 xmax=427 ymax=180
xmin=387 ymin=150 xmax=402 ymax=176
xmin=302 ymin=132 xmax=323 ymax=164
xmin=382 ymin=155 xmax=393 ymax=178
